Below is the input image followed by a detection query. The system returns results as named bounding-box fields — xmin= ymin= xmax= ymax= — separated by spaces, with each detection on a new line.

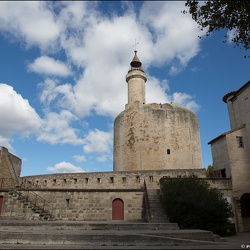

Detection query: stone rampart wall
xmin=0 ymin=190 xmax=144 ymax=221
xmin=20 ymin=169 xmax=207 ymax=190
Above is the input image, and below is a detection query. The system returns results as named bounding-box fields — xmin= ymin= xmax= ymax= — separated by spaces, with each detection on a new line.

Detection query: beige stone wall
xmin=20 ymin=169 xmax=206 ymax=190
xmin=0 ymin=190 xmax=144 ymax=221
xmin=210 ymin=82 xmax=250 ymax=232
xmin=0 ymin=147 xmax=21 ymax=183
xmin=226 ymin=129 xmax=250 ymax=199
xmin=211 ymin=127 xmax=250 ymax=199
xmin=225 ymin=86 xmax=250 ymax=130
xmin=210 ymin=136 xmax=231 ymax=176
xmin=114 ymin=103 xmax=202 ymax=171
xmin=2 ymin=169 xmax=236 ymax=222
xmin=0 ymin=191 xmax=42 ymax=220
xmin=126 ymin=69 xmax=147 ymax=105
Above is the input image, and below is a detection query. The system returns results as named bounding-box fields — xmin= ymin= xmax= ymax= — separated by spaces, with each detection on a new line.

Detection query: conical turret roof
xmin=130 ymin=50 xmax=142 ymax=68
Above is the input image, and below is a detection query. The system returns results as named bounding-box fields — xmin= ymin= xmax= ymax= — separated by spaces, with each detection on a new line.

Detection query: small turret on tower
xmin=126 ymin=51 xmax=147 ymax=107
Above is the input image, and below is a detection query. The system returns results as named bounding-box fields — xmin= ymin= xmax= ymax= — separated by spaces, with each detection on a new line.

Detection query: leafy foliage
xmin=206 ymin=164 xmax=214 ymax=177
xmin=160 ymin=175 xmax=234 ymax=236
xmin=184 ymin=0 xmax=250 ymax=55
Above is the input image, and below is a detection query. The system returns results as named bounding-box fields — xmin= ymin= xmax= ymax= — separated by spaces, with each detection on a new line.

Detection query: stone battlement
xmin=20 ymin=169 xmax=207 ymax=190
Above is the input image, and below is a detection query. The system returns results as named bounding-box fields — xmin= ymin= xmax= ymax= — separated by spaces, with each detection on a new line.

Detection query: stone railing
xmin=17 ymin=190 xmax=54 ymax=218
xmin=143 ymin=179 xmax=151 ymax=222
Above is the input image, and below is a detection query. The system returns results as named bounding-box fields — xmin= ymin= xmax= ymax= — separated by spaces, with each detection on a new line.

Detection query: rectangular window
xmin=149 ymin=176 xmax=153 ymax=182
xmin=110 ymin=177 xmax=114 ymax=184
xmin=136 ymin=176 xmax=140 ymax=183
xmin=167 ymin=149 xmax=171 ymax=154
xmin=66 ymin=199 xmax=70 ymax=208
xmin=236 ymin=136 xmax=244 ymax=148
xmin=122 ymin=177 xmax=126 ymax=183
xmin=97 ymin=178 xmax=102 ymax=184
xmin=63 ymin=179 xmax=67 ymax=183
xmin=74 ymin=178 xmax=77 ymax=184
xmin=85 ymin=178 xmax=89 ymax=184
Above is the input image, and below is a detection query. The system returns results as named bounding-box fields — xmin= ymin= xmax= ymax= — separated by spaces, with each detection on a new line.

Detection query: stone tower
xmin=113 ymin=51 xmax=202 ymax=171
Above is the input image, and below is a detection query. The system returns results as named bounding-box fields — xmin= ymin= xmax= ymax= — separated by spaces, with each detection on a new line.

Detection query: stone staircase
xmin=147 ymin=189 xmax=169 ymax=222
xmin=5 ymin=189 xmax=54 ymax=221
xmin=0 ymin=220 xmax=226 ymax=249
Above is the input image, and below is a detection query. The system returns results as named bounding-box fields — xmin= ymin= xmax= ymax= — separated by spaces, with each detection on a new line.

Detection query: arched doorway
xmin=240 ymin=193 xmax=250 ymax=231
xmin=112 ymin=198 xmax=124 ymax=220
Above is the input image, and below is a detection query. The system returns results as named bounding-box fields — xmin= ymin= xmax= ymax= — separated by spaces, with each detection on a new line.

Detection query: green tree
xmin=160 ymin=175 xmax=234 ymax=236
xmin=184 ymin=0 xmax=250 ymax=54
xmin=206 ymin=164 xmax=214 ymax=177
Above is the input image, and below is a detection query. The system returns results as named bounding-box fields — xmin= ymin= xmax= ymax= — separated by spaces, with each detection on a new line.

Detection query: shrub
xmin=160 ymin=175 xmax=234 ymax=236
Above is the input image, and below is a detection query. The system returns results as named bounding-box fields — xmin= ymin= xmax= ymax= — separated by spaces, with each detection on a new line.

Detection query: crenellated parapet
xmin=20 ymin=169 xmax=207 ymax=190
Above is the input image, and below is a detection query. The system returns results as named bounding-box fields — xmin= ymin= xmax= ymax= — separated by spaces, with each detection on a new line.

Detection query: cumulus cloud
xmin=73 ymin=154 xmax=86 ymax=162
xmin=0 ymin=1 xmax=61 ymax=50
xmin=83 ymin=129 xmax=113 ymax=154
xmin=139 ymin=1 xmax=202 ymax=66
xmin=37 ymin=110 xmax=84 ymax=145
xmin=28 ymin=56 xmax=72 ymax=77
xmin=0 ymin=83 xmax=41 ymax=137
xmin=47 ymin=161 xmax=84 ymax=173
xmin=171 ymin=92 xmax=200 ymax=113
xmin=29 ymin=1 xmax=203 ymax=120
xmin=0 ymin=1 xmax=204 ymax=153
xmin=82 ymin=129 xmax=113 ymax=163
xmin=0 ymin=136 xmax=13 ymax=151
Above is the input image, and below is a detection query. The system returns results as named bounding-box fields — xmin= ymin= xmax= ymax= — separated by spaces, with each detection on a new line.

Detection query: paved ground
xmin=0 ymin=232 xmax=249 ymax=249
xmin=0 ymin=220 xmax=249 ymax=249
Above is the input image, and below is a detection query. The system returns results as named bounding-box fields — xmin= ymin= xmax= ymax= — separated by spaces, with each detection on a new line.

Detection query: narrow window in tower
xmin=110 ymin=177 xmax=114 ymax=183
xmin=85 ymin=178 xmax=89 ymax=184
xmin=167 ymin=149 xmax=171 ymax=154
xmin=236 ymin=136 xmax=244 ymax=148
xmin=149 ymin=176 xmax=153 ymax=182
xmin=53 ymin=179 xmax=56 ymax=184
xmin=122 ymin=177 xmax=126 ymax=183
xmin=97 ymin=178 xmax=102 ymax=184
xmin=63 ymin=179 xmax=67 ymax=183
xmin=136 ymin=176 xmax=140 ymax=183
xmin=74 ymin=178 xmax=77 ymax=184
xmin=66 ymin=199 xmax=70 ymax=208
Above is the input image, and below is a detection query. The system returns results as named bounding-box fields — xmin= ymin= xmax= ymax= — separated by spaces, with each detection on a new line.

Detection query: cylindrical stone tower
xmin=113 ymin=51 xmax=202 ymax=171
xmin=126 ymin=51 xmax=147 ymax=106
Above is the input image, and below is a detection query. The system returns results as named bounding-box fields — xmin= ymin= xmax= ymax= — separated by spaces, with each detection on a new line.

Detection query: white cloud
xmin=82 ymin=129 xmax=113 ymax=163
xmin=169 ymin=65 xmax=183 ymax=76
xmin=0 ymin=1 xmax=203 ymax=153
xmin=73 ymin=154 xmax=86 ymax=162
xmin=146 ymin=76 xmax=170 ymax=104
xmin=227 ymin=28 xmax=238 ymax=44
xmin=139 ymin=1 xmax=203 ymax=66
xmin=37 ymin=110 xmax=84 ymax=145
xmin=171 ymin=92 xmax=200 ymax=113
xmin=96 ymin=155 xmax=109 ymax=163
xmin=28 ymin=56 xmax=72 ymax=77
xmin=0 ymin=136 xmax=13 ymax=151
xmin=0 ymin=2 xmax=203 ymax=120
xmin=47 ymin=161 xmax=84 ymax=173
xmin=0 ymin=83 xmax=41 ymax=137
xmin=83 ymin=129 xmax=113 ymax=154
xmin=0 ymin=1 xmax=61 ymax=50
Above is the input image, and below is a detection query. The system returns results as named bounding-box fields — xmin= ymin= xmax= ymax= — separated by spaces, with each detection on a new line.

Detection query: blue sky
xmin=0 ymin=1 xmax=249 ymax=177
